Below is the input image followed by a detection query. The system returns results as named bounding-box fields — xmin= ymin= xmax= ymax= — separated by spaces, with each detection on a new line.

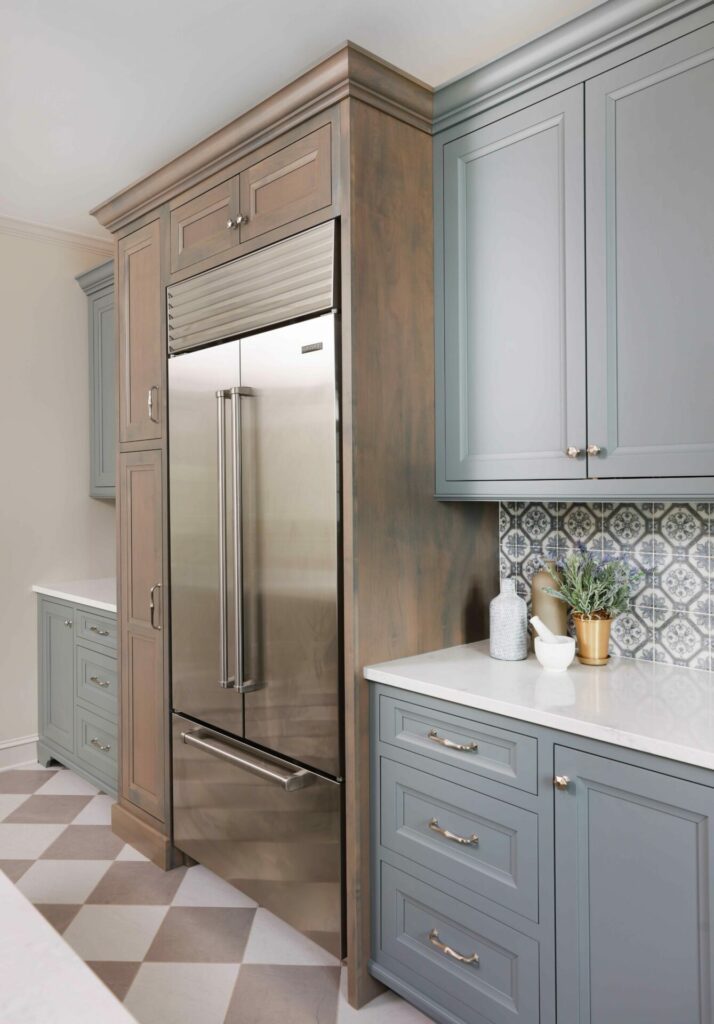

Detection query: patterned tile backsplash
xmin=499 ymin=502 xmax=713 ymax=671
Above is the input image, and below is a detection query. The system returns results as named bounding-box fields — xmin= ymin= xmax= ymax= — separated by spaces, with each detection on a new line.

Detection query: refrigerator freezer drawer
xmin=172 ymin=714 xmax=344 ymax=958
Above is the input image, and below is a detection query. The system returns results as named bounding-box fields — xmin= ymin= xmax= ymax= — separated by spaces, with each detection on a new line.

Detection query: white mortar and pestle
xmin=530 ymin=616 xmax=576 ymax=671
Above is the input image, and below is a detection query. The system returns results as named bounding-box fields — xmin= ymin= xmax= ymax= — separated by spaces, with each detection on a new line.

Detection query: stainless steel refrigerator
xmin=168 ymin=224 xmax=343 ymax=958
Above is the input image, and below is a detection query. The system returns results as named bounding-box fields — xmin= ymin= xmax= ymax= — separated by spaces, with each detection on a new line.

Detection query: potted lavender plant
xmin=545 ymin=546 xmax=643 ymax=665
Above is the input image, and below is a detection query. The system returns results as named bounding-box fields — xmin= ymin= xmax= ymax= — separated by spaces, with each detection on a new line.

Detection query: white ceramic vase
xmin=490 ymin=578 xmax=528 ymax=661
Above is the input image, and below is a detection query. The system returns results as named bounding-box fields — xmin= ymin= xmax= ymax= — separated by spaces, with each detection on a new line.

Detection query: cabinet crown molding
xmin=434 ymin=0 xmax=713 ymax=131
xmin=91 ymin=42 xmax=432 ymax=233
xmin=76 ymin=258 xmax=114 ymax=295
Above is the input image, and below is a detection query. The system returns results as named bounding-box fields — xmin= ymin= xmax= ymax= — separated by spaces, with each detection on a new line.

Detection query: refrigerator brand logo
xmin=301 ymin=343 xmax=323 ymax=354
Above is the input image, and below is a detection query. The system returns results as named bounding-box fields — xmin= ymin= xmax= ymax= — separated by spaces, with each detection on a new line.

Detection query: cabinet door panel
xmin=170 ymin=179 xmax=236 ymax=273
xmin=39 ymin=599 xmax=75 ymax=754
xmin=586 ymin=24 xmax=714 ymax=478
xmin=118 ymin=220 xmax=162 ymax=443
xmin=90 ymin=288 xmax=116 ymax=497
xmin=239 ymin=124 xmax=332 ymax=244
xmin=442 ymin=85 xmax=586 ymax=481
xmin=119 ymin=450 xmax=165 ymax=822
xmin=555 ymin=745 xmax=714 ymax=1023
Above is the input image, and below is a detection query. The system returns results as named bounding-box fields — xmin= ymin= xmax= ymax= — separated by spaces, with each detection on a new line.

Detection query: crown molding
xmin=434 ymin=0 xmax=713 ymax=131
xmin=91 ymin=42 xmax=433 ymax=233
xmin=76 ymin=258 xmax=114 ymax=295
xmin=0 ymin=214 xmax=114 ymax=257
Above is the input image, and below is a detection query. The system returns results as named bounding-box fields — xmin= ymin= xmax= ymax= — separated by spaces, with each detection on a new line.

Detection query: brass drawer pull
xmin=429 ymin=818 xmax=479 ymax=846
xmin=429 ymin=928 xmax=479 ymax=966
xmin=90 ymin=737 xmax=111 ymax=753
xmin=428 ymin=729 xmax=478 ymax=753
xmin=89 ymin=675 xmax=110 ymax=689
xmin=89 ymin=625 xmax=110 ymax=637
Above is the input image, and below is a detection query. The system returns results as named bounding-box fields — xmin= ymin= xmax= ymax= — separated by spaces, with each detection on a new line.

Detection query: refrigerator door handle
xmin=216 ymin=390 xmax=232 ymax=689
xmin=181 ymin=727 xmax=313 ymax=791
xmin=229 ymin=386 xmax=257 ymax=693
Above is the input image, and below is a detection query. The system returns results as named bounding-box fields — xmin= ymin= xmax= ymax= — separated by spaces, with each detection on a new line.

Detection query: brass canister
xmin=574 ymin=614 xmax=612 ymax=666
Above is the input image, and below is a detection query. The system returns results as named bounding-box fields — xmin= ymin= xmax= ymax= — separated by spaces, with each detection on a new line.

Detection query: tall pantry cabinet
xmin=92 ymin=45 xmax=498 ymax=1008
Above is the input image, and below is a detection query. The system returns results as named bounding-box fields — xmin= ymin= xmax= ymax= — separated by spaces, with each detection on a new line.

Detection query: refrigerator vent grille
xmin=167 ymin=221 xmax=335 ymax=352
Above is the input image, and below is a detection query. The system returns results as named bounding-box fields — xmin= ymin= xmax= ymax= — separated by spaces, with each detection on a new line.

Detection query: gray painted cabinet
xmin=555 ymin=745 xmax=714 ymax=1023
xmin=77 ymin=260 xmax=115 ymax=499
xmin=37 ymin=595 xmax=118 ymax=795
xmin=435 ymin=17 xmax=714 ymax=499
xmin=370 ymin=682 xmax=714 ymax=1024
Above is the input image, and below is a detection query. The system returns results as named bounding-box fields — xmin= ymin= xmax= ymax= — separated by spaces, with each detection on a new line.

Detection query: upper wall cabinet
xmin=77 ymin=260 xmax=115 ymax=499
xmin=169 ymin=121 xmax=333 ymax=275
xmin=441 ymin=86 xmax=585 ymax=483
xmin=435 ymin=18 xmax=714 ymax=500
xmin=585 ymin=25 xmax=714 ymax=479
xmin=117 ymin=220 xmax=163 ymax=443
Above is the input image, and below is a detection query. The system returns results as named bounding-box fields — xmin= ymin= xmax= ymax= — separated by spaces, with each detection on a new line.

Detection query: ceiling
xmin=0 ymin=0 xmax=605 ymax=238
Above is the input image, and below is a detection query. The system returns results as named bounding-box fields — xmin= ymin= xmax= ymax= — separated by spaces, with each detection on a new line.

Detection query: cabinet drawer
xmin=378 ymin=861 xmax=539 ymax=1024
xmin=379 ymin=694 xmax=538 ymax=794
xmin=76 ymin=609 xmax=117 ymax=651
xmin=76 ymin=644 xmax=117 ymax=718
xmin=170 ymin=178 xmax=237 ymax=273
xmin=380 ymin=757 xmax=538 ymax=922
xmin=75 ymin=707 xmax=117 ymax=783
xmin=239 ymin=124 xmax=332 ymax=244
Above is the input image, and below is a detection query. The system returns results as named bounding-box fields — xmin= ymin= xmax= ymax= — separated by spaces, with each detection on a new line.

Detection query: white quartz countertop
xmin=32 ymin=577 xmax=116 ymax=613
xmin=0 ymin=870 xmax=134 ymax=1023
xmin=365 ymin=640 xmax=714 ymax=771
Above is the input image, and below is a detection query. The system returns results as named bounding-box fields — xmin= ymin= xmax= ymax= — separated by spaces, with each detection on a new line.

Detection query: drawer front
xmin=76 ymin=608 xmax=117 ymax=651
xmin=379 ymin=694 xmax=538 ymax=794
xmin=76 ymin=644 xmax=117 ymax=717
xmin=380 ymin=757 xmax=538 ymax=921
xmin=239 ymin=124 xmax=332 ymax=244
xmin=75 ymin=707 xmax=117 ymax=783
xmin=379 ymin=861 xmax=539 ymax=1024
xmin=170 ymin=179 xmax=236 ymax=273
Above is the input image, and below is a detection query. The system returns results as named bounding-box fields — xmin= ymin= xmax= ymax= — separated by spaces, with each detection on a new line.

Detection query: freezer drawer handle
xmin=181 ymin=728 xmax=313 ymax=791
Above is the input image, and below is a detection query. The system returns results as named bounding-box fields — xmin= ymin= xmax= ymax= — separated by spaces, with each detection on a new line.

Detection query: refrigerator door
xmin=240 ymin=313 xmax=341 ymax=777
xmin=169 ymin=340 xmax=244 ymax=736
xmin=173 ymin=713 xmax=344 ymax=958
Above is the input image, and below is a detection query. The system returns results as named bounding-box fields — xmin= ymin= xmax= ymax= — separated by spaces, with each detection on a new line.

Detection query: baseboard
xmin=0 ymin=734 xmax=39 ymax=771
xmin=111 ymin=801 xmax=185 ymax=871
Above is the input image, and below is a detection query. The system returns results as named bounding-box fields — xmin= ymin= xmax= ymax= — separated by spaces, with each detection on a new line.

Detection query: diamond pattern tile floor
xmin=0 ymin=765 xmax=432 ymax=1023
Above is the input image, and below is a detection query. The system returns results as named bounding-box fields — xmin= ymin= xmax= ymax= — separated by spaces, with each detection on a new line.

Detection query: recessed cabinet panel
xmin=91 ymin=290 xmax=116 ymax=496
xmin=586 ymin=24 xmax=714 ymax=479
xmin=239 ymin=124 xmax=332 ymax=244
xmin=118 ymin=220 xmax=162 ymax=443
xmin=555 ymin=745 xmax=714 ymax=1023
xmin=39 ymin=599 xmax=76 ymax=755
xmin=442 ymin=85 xmax=585 ymax=482
xmin=170 ymin=179 xmax=237 ymax=273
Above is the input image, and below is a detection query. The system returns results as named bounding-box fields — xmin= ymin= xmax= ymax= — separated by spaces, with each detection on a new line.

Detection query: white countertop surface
xmin=365 ymin=640 xmax=714 ymax=771
xmin=0 ymin=870 xmax=134 ymax=1023
xmin=32 ymin=578 xmax=116 ymax=613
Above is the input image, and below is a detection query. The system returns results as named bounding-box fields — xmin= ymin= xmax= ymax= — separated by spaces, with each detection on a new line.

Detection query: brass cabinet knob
xmin=565 ymin=446 xmax=582 ymax=459
xmin=587 ymin=444 xmax=602 ymax=456
xmin=554 ymin=775 xmax=571 ymax=790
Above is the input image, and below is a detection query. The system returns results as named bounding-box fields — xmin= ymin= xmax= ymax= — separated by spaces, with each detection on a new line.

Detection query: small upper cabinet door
xmin=118 ymin=220 xmax=163 ymax=443
xmin=440 ymin=85 xmax=586 ymax=482
xmin=238 ymin=123 xmax=332 ymax=245
xmin=90 ymin=286 xmax=116 ymax=497
xmin=586 ymin=24 xmax=714 ymax=478
xmin=555 ymin=746 xmax=714 ymax=1023
xmin=170 ymin=178 xmax=237 ymax=274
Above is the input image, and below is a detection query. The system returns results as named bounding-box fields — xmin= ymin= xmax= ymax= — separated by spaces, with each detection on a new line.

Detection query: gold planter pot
xmin=574 ymin=614 xmax=612 ymax=666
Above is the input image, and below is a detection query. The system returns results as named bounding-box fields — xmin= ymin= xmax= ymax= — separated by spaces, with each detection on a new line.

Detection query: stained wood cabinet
xmin=169 ymin=121 xmax=333 ymax=274
xmin=118 ymin=449 xmax=166 ymax=823
xmin=436 ymin=19 xmax=714 ymax=499
xmin=118 ymin=220 xmax=163 ymax=443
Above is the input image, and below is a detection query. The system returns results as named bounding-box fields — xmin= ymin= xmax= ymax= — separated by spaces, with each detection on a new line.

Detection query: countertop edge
xmin=364 ymin=665 xmax=714 ymax=773
xmin=32 ymin=583 xmax=117 ymax=614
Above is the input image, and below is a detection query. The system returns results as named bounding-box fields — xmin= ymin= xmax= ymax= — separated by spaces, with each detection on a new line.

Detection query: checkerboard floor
xmin=0 ymin=764 xmax=431 ymax=1024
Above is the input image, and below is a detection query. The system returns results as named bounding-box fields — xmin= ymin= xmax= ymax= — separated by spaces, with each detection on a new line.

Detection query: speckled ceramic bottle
xmin=490 ymin=578 xmax=528 ymax=661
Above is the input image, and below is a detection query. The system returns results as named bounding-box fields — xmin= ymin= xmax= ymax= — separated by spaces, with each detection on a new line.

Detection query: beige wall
xmin=0 ymin=223 xmax=116 ymax=752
